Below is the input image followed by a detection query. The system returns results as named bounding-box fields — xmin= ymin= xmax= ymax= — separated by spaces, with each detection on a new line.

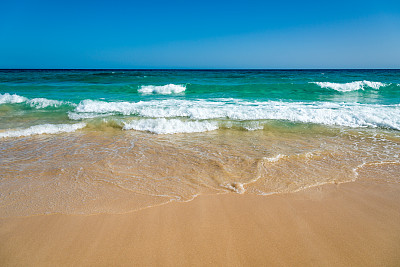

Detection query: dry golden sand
xmin=1 ymin=180 xmax=400 ymax=266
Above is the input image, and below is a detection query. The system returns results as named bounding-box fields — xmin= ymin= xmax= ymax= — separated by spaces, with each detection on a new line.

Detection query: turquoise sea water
xmin=1 ymin=70 xmax=400 ymax=216
xmin=1 ymin=69 xmax=400 ymax=134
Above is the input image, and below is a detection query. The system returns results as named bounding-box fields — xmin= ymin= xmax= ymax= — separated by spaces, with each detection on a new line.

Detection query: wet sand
xmin=1 ymin=180 xmax=400 ymax=267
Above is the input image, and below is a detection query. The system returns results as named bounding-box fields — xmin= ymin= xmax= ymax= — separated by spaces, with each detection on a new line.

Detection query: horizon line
xmin=0 ymin=68 xmax=399 ymax=71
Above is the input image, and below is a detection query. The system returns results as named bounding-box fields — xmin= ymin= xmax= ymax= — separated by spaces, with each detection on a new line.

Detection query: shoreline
xmin=1 ymin=179 xmax=399 ymax=266
xmin=0 ymin=178 xmax=353 ymax=220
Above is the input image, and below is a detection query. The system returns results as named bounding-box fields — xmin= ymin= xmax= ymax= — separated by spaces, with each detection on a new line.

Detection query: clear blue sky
xmin=0 ymin=0 xmax=399 ymax=68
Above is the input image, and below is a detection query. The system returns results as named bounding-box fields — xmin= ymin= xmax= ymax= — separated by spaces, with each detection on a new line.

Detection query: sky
xmin=0 ymin=0 xmax=399 ymax=69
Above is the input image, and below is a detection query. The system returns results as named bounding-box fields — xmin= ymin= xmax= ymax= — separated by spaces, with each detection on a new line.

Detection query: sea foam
xmin=0 ymin=93 xmax=27 ymax=104
xmin=123 ymin=118 xmax=218 ymax=134
xmin=0 ymin=123 xmax=86 ymax=138
xmin=138 ymin=84 xmax=186 ymax=95
xmin=72 ymin=99 xmax=400 ymax=130
xmin=312 ymin=81 xmax=386 ymax=92
xmin=27 ymin=98 xmax=70 ymax=108
xmin=0 ymin=93 xmax=73 ymax=108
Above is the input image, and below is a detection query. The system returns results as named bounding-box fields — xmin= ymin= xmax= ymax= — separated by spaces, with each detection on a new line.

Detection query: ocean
xmin=1 ymin=69 xmax=400 ymax=216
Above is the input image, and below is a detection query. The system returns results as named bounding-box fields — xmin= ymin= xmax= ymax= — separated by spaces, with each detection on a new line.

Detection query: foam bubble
xmin=123 ymin=118 xmax=218 ymax=134
xmin=0 ymin=123 xmax=86 ymax=138
xmin=312 ymin=81 xmax=386 ymax=92
xmin=243 ymin=122 xmax=264 ymax=131
xmin=220 ymin=182 xmax=246 ymax=194
xmin=263 ymin=154 xmax=286 ymax=162
xmin=138 ymin=84 xmax=186 ymax=95
xmin=0 ymin=93 xmax=27 ymax=104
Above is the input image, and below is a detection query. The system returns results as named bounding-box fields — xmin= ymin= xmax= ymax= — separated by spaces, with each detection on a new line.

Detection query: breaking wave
xmin=27 ymin=98 xmax=70 ymax=108
xmin=0 ymin=93 xmax=73 ymax=108
xmin=0 ymin=123 xmax=86 ymax=138
xmin=0 ymin=93 xmax=27 ymax=104
xmin=311 ymin=81 xmax=387 ymax=92
xmin=72 ymin=99 xmax=400 ymax=130
xmin=138 ymin=84 xmax=186 ymax=95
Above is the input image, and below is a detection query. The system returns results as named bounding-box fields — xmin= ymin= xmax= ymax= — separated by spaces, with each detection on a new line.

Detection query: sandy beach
xmin=1 ymin=179 xmax=399 ymax=267
xmin=1 ymin=0 xmax=400 ymax=264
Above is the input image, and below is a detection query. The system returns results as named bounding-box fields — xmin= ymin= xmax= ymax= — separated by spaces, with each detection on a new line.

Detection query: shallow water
xmin=1 ymin=126 xmax=399 ymax=217
xmin=0 ymin=70 xmax=399 ymax=216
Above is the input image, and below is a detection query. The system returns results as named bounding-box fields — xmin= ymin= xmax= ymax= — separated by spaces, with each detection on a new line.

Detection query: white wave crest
xmin=123 ymin=118 xmax=218 ymax=134
xmin=138 ymin=84 xmax=186 ymax=95
xmin=73 ymin=99 xmax=400 ymax=130
xmin=27 ymin=98 xmax=70 ymax=108
xmin=0 ymin=123 xmax=86 ymax=138
xmin=75 ymin=100 xmax=137 ymax=114
xmin=0 ymin=93 xmax=27 ymax=104
xmin=0 ymin=93 xmax=73 ymax=108
xmin=312 ymin=81 xmax=386 ymax=92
